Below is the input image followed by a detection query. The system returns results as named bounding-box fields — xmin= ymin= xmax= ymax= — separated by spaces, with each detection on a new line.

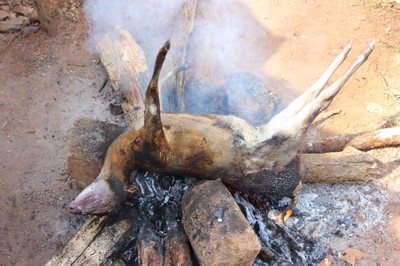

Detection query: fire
xmin=268 ymin=209 xmax=293 ymax=224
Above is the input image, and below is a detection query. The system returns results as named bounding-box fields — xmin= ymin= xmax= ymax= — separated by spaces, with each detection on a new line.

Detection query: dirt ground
xmin=0 ymin=0 xmax=399 ymax=265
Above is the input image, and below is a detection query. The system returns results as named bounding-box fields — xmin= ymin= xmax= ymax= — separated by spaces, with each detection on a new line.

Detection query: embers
xmin=234 ymin=192 xmax=326 ymax=265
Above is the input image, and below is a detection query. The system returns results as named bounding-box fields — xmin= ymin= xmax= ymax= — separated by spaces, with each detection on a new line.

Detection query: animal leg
xmin=285 ymin=40 xmax=375 ymax=137
xmin=264 ymin=41 xmax=353 ymax=133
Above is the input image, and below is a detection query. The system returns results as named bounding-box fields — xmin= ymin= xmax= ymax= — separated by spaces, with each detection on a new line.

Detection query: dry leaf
xmin=341 ymin=248 xmax=369 ymax=265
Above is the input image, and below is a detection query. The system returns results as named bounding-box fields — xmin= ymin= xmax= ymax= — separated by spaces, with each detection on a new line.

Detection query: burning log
xmin=96 ymin=0 xmax=198 ymax=123
xmin=163 ymin=222 xmax=193 ymax=266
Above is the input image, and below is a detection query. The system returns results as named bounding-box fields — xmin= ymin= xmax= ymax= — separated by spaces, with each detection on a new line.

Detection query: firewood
xmin=304 ymin=127 xmax=400 ymax=153
xmin=171 ymin=0 xmax=198 ymax=112
xmin=163 ymin=228 xmax=193 ymax=266
xmin=302 ymin=147 xmax=387 ymax=184
xmin=96 ymin=29 xmax=148 ymax=130
xmin=346 ymin=127 xmax=400 ymax=151
xmin=137 ymin=223 xmax=164 ymax=266
xmin=46 ymin=216 xmax=133 ymax=265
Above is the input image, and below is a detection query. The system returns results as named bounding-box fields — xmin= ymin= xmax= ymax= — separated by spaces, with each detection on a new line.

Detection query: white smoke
xmin=84 ymin=0 xmax=292 ymax=121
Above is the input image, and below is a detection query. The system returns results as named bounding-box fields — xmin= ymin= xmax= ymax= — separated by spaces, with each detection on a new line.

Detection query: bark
xmin=137 ymin=224 xmax=164 ymax=266
xmin=163 ymin=228 xmax=193 ymax=266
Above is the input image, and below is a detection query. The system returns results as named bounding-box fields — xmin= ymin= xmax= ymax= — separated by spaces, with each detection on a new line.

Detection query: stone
xmin=66 ymin=118 xmax=125 ymax=188
xmin=182 ymin=179 xmax=261 ymax=266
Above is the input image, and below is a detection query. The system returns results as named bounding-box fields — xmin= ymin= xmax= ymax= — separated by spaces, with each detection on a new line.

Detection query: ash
xmin=235 ymin=192 xmax=326 ymax=265
xmin=290 ymin=183 xmax=391 ymax=259
xmin=108 ymin=171 xmax=391 ymax=265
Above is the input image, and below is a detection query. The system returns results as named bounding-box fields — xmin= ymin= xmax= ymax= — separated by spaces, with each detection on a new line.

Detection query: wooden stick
xmin=304 ymin=127 xmax=400 ymax=153
xmin=159 ymin=0 xmax=198 ymax=112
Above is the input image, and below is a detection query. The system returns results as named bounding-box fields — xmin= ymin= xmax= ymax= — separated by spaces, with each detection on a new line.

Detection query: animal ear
xmin=143 ymin=40 xmax=171 ymax=138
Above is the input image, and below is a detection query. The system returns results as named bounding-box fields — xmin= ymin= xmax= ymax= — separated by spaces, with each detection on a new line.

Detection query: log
xmin=163 ymin=227 xmax=193 ymax=266
xmin=46 ymin=215 xmax=135 ymax=265
xmin=170 ymin=0 xmax=198 ymax=112
xmin=304 ymin=127 xmax=400 ymax=153
xmin=96 ymin=29 xmax=148 ymax=130
xmin=302 ymin=147 xmax=387 ymax=184
xmin=137 ymin=223 xmax=164 ymax=266
xmin=96 ymin=0 xmax=198 ymax=122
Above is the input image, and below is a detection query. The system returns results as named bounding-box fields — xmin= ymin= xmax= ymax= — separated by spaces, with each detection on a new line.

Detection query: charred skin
xmin=69 ymin=40 xmax=374 ymax=214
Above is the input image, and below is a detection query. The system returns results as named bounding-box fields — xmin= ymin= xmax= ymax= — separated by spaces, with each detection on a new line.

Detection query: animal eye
xmin=134 ymin=137 xmax=141 ymax=145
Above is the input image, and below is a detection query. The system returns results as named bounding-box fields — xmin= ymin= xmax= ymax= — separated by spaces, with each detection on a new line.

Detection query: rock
xmin=182 ymin=179 xmax=261 ymax=266
xmin=0 ymin=10 xmax=9 ymax=20
xmin=0 ymin=16 xmax=29 ymax=33
xmin=66 ymin=118 xmax=125 ymax=188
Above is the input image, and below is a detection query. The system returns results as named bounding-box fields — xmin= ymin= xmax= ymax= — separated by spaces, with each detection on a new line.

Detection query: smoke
xmin=84 ymin=0 xmax=288 ymax=124
xmin=84 ymin=0 xmax=183 ymax=61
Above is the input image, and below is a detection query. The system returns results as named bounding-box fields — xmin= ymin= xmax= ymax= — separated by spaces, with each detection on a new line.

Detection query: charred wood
xmin=137 ymin=223 xmax=163 ymax=266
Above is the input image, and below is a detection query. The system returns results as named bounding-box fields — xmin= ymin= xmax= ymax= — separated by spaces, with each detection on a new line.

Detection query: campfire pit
xmin=45 ymin=1 xmax=400 ymax=264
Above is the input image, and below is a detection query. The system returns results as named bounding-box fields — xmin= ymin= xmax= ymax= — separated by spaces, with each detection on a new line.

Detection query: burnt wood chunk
xmin=66 ymin=118 xmax=125 ymax=188
xmin=182 ymin=179 xmax=261 ymax=265
xmin=163 ymin=227 xmax=193 ymax=266
xmin=137 ymin=224 xmax=164 ymax=266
